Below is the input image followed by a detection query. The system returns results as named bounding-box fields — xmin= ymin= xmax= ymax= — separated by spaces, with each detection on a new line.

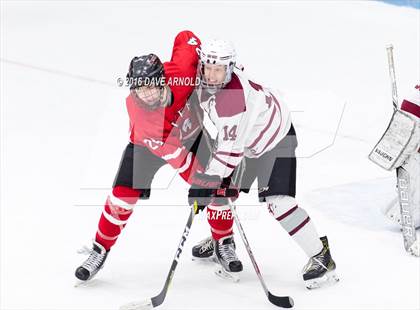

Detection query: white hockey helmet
xmin=197 ymin=39 xmax=236 ymax=91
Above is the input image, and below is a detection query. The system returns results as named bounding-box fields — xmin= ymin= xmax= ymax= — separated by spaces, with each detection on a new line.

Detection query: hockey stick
xmin=192 ymin=102 xmax=294 ymax=308
xmin=386 ymin=44 xmax=398 ymax=111
xmin=228 ymin=196 xmax=294 ymax=308
xmin=386 ymin=45 xmax=418 ymax=256
xmin=119 ymin=202 xmax=199 ymax=310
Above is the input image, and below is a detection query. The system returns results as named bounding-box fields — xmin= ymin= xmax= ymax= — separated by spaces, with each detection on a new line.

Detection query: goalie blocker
xmin=369 ymin=108 xmax=418 ymax=171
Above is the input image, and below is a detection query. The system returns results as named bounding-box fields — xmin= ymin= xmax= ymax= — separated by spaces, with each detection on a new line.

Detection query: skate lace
xmin=82 ymin=250 xmax=105 ymax=272
xmin=219 ymin=243 xmax=237 ymax=263
xmin=303 ymin=257 xmax=328 ymax=273
xmin=198 ymin=237 xmax=213 ymax=253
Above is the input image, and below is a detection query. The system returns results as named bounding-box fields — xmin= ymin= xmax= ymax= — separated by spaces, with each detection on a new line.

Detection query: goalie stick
xmin=386 ymin=44 xmax=418 ymax=256
xmin=119 ymin=202 xmax=199 ymax=310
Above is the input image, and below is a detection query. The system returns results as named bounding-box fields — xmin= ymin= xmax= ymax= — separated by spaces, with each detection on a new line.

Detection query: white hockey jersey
xmin=198 ymin=69 xmax=292 ymax=177
xmin=400 ymin=84 xmax=420 ymax=120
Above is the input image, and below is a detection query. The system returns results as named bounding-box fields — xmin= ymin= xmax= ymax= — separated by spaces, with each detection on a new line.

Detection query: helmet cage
xmin=197 ymin=40 xmax=236 ymax=92
xmin=131 ymin=86 xmax=165 ymax=110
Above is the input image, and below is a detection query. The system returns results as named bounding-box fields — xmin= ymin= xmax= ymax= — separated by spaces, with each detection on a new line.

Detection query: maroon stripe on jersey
xmin=276 ymin=205 xmax=298 ymax=221
xmin=248 ymin=80 xmax=263 ymax=91
xmin=248 ymin=105 xmax=277 ymax=149
xmin=213 ymin=155 xmax=236 ymax=169
xmin=289 ymin=216 xmax=310 ymax=236
xmin=401 ymin=99 xmax=420 ymax=118
xmin=216 ymin=151 xmax=244 ymax=157
xmin=255 ymin=120 xmax=282 ymax=157
xmin=271 ymin=92 xmax=283 ymax=121
xmin=253 ymin=93 xmax=285 ymax=156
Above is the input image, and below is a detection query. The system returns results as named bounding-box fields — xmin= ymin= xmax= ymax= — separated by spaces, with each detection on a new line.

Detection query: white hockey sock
xmin=266 ymin=195 xmax=323 ymax=258
xmin=291 ymin=219 xmax=323 ymax=257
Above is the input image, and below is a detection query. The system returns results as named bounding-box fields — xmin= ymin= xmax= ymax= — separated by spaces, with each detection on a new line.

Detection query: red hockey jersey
xmin=125 ymin=31 xmax=202 ymax=181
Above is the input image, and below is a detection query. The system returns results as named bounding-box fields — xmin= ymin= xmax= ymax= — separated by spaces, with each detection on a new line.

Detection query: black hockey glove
xmin=188 ymin=173 xmax=239 ymax=209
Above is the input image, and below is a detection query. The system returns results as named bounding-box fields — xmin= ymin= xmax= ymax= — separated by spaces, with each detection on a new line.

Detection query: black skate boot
xmin=75 ymin=241 xmax=109 ymax=281
xmin=214 ymin=235 xmax=243 ymax=282
xmin=192 ymin=236 xmax=215 ymax=261
xmin=302 ymin=236 xmax=339 ymax=289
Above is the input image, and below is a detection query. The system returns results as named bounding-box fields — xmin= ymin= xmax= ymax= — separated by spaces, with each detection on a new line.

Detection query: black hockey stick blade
xmin=268 ymin=292 xmax=294 ymax=308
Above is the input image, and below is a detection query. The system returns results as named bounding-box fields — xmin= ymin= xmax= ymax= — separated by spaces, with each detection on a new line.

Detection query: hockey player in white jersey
xmin=188 ymin=39 xmax=339 ymax=288
xmin=369 ymin=84 xmax=420 ymax=256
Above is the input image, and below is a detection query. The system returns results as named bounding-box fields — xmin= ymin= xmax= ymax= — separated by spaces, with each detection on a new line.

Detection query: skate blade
xmin=192 ymin=255 xmax=217 ymax=263
xmin=214 ymin=265 xmax=240 ymax=283
xmin=305 ymin=270 xmax=339 ymax=290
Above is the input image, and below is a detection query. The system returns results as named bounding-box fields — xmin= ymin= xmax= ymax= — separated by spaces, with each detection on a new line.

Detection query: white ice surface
xmin=1 ymin=1 xmax=419 ymax=310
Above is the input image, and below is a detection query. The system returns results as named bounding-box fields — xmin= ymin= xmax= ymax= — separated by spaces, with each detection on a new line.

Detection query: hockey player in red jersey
xmin=75 ymin=30 xmax=241 ymax=282
xmin=188 ymin=39 xmax=339 ymax=289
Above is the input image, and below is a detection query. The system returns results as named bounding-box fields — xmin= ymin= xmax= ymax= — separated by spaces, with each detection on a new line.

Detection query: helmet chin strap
xmin=200 ymin=80 xmax=222 ymax=94
xmin=198 ymin=62 xmax=234 ymax=94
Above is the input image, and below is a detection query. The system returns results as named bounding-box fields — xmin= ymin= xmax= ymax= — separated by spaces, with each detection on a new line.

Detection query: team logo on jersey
xmin=143 ymin=138 xmax=164 ymax=150
xmin=267 ymin=203 xmax=274 ymax=216
xmin=187 ymin=37 xmax=198 ymax=45
xmin=182 ymin=118 xmax=192 ymax=132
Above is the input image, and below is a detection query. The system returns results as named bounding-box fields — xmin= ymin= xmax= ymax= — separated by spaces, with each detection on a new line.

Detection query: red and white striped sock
xmin=206 ymin=204 xmax=234 ymax=241
xmin=95 ymin=186 xmax=141 ymax=251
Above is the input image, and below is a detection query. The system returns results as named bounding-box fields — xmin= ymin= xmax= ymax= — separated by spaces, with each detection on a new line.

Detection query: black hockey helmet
xmin=127 ymin=53 xmax=165 ymax=89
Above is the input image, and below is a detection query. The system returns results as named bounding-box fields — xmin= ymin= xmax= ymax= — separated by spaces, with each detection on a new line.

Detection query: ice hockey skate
xmin=75 ymin=241 xmax=109 ymax=283
xmin=213 ymin=235 xmax=243 ymax=283
xmin=192 ymin=235 xmax=243 ymax=282
xmin=191 ymin=236 xmax=216 ymax=262
xmin=302 ymin=236 xmax=339 ymax=289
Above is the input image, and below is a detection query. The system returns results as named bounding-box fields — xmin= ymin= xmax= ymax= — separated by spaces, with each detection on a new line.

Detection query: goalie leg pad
xmin=396 ymin=154 xmax=420 ymax=256
xmin=400 ymin=152 xmax=420 ymax=229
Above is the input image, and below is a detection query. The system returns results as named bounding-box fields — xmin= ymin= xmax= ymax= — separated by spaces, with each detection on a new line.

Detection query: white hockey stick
xmin=386 ymin=44 xmax=399 ymax=110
